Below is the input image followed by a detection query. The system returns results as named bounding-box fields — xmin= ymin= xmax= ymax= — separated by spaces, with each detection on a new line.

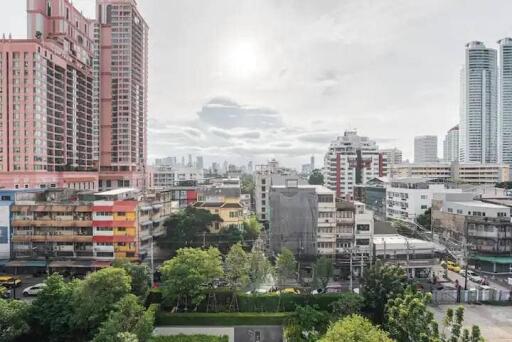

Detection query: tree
xmin=160 ymin=247 xmax=224 ymax=309
xmin=0 ymin=298 xmax=30 ymax=341
xmin=241 ymin=174 xmax=255 ymax=195
xmin=442 ymin=306 xmax=483 ymax=342
xmin=158 ymin=207 xmax=222 ymax=252
xmin=319 ymin=315 xmax=393 ymax=342
xmin=275 ymin=247 xmax=297 ymax=287
xmin=314 ymin=256 xmax=333 ymax=288
xmin=224 ymin=243 xmax=250 ymax=291
xmin=308 ymin=169 xmax=324 ymax=185
xmin=385 ymin=287 xmax=440 ymax=342
xmin=113 ymin=260 xmax=152 ymax=300
xmin=417 ymin=208 xmax=432 ymax=229
xmin=329 ymin=293 xmax=364 ymax=319
xmin=73 ymin=267 xmax=132 ymax=338
xmin=285 ymin=305 xmax=330 ymax=342
xmin=243 ymin=216 xmax=262 ymax=241
xmin=247 ymin=250 xmax=272 ymax=293
xmin=30 ymin=273 xmax=80 ymax=341
xmin=361 ymin=261 xmax=407 ymax=323
xmin=93 ymin=294 xmax=155 ymax=342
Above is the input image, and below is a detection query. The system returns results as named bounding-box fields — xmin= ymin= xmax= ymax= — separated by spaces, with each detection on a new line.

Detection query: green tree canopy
xmin=319 ymin=315 xmax=393 ymax=342
xmin=308 ymin=169 xmax=324 ymax=185
xmin=73 ymin=267 xmax=132 ymax=338
xmin=285 ymin=305 xmax=330 ymax=342
xmin=243 ymin=216 xmax=262 ymax=242
xmin=416 ymin=208 xmax=432 ymax=229
xmin=0 ymin=298 xmax=30 ymax=341
xmin=30 ymin=273 xmax=80 ymax=341
xmin=92 ymin=294 xmax=155 ymax=342
xmin=385 ymin=287 xmax=440 ymax=342
xmin=113 ymin=260 xmax=152 ymax=300
xmin=160 ymin=247 xmax=224 ymax=309
xmin=275 ymin=247 xmax=297 ymax=287
xmin=314 ymin=256 xmax=333 ymax=288
xmin=328 ymin=293 xmax=364 ymax=319
xmin=361 ymin=261 xmax=407 ymax=323
xmin=224 ymin=243 xmax=250 ymax=291
xmin=247 ymin=250 xmax=272 ymax=293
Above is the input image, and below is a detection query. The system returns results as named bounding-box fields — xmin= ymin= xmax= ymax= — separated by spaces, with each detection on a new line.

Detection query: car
xmin=1 ymin=287 xmax=12 ymax=299
xmin=311 ymin=288 xmax=326 ymax=295
xmin=460 ymin=270 xmax=483 ymax=284
xmin=278 ymin=288 xmax=300 ymax=295
xmin=446 ymin=261 xmax=461 ymax=273
xmin=22 ymin=283 xmax=46 ymax=297
xmin=0 ymin=275 xmax=21 ymax=288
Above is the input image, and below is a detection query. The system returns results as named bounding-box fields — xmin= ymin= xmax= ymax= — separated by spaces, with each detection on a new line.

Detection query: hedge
xmin=151 ymin=336 xmax=228 ymax=342
xmin=156 ymin=312 xmax=291 ymax=326
xmin=150 ymin=288 xmax=361 ymax=313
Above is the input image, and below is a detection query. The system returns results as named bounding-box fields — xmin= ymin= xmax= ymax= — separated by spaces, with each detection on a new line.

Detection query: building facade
xmin=460 ymin=41 xmax=498 ymax=163
xmin=386 ymin=178 xmax=462 ymax=222
xmin=498 ymin=38 xmax=512 ymax=166
xmin=391 ymin=162 xmax=510 ymax=184
xmin=151 ymin=166 xmax=204 ymax=188
xmin=432 ymin=192 xmax=512 ymax=274
xmin=254 ymin=160 xmax=305 ymax=222
xmin=443 ymin=125 xmax=459 ymax=162
xmin=414 ymin=135 xmax=438 ymax=163
xmin=379 ymin=148 xmax=403 ymax=177
xmin=324 ymin=131 xmax=381 ymax=200
xmin=96 ymin=0 xmax=149 ymax=190
xmin=269 ymin=182 xmax=335 ymax=257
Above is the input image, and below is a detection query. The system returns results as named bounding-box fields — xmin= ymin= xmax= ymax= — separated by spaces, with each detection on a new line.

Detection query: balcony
xmin=12 ymin=220 xmax=92 ymax=228
xmin=11 ymin=234 xmax=93 ymax=243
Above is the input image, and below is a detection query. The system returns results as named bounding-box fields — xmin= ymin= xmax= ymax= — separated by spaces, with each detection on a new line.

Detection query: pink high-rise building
xmin=96 ymin=0 xmax=148 ymax=190
xmin=0 ymin=0 xmax=148 ymax=191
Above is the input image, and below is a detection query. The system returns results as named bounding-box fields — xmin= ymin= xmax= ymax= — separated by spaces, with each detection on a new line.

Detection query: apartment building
xmin=195 ymin=181 xmax=245 ymax=231
xmin=324 ymin=131 xmax=381 ymax=200
xmin=379 ymin=148 xmax=403 ymax=177
xmin=432 ymin=192 xmax=512 ymax=274
xmin=151 ymin=166 xmax=204 ymax=188
xmin=386 ymin=178 xmax=462 ymax=222
xmin=269 ymin=181 xmax=336 ymax=257
xmin=443 ymin=125 xmax=459 ymax=162
xmin=414 ymin=135 xmax=438 ymax=163
xmin=3 ymin=187 xmax=170 ymax=271
xmin=254 ymin=160 xmax=305 ymax=221
xmin=391 ymin=162 xmax=510 ymax=184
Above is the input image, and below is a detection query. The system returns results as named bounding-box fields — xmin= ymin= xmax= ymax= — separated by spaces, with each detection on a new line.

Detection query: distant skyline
xmin=3 ymin=0 xmax=512 ymax=168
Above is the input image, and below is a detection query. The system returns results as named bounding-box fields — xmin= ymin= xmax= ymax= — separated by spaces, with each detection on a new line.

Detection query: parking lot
xmin=2 ymin=273 xmax=47 ymax=301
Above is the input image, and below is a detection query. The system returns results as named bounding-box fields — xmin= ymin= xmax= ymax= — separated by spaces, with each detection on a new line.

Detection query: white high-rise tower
xmin=459 ymin=41 xmax=498 ymax=163
xmin=498 ymin=38 xmax=512 ymax=165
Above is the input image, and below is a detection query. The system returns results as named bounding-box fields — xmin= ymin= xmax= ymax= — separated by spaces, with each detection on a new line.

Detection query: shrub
xmin=151 ymin=336 xmax=228 ymax=342
xmin=156 ymin=312 xmax=290 ymax=326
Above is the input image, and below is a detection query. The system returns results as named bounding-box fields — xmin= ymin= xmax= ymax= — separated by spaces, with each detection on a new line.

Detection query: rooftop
xmin=271 ymin=184 xmax=334 ymax=194
xmin=94 ymin=188 xmax=138 ymax=196
xmin=450 ymin=200 xmax=509 ymax=209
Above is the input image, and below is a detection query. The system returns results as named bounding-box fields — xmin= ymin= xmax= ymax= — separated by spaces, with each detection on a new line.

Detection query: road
xmin=431 ymin=304 xmax=512 ymax=341
xmin=4 ymin=274 xmax=46 ymax=302
xmin=446 ymin=269 xmax=510 ymax=292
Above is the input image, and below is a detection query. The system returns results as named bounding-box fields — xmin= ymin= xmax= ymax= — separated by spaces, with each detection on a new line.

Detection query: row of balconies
xmin=12 ymin=220 xmax=92 ymax=228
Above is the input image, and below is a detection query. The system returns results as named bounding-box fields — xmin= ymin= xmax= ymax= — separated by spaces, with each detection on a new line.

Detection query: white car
xmin=23 ymin=283 xmax=46 ymax=296
xmin=460 ymin=270 xmax=482 ymax=284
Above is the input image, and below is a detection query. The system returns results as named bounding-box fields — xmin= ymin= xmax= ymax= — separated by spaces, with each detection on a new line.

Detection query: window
xmin=318 ymin=195 xmax=333 ymax=203
xmin=421 ymin=205 xmax=427 ymax=210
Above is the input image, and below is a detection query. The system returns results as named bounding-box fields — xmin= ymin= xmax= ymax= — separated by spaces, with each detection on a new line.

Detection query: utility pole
xmin=150 ymin=236 xmax=154 ymax=286
xmin=349 ymin=248 xmax=353 ymax=291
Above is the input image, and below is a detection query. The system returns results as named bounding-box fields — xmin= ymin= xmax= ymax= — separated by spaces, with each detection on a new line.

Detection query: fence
xmin=431 ymin=288 xmax=512 ymax=304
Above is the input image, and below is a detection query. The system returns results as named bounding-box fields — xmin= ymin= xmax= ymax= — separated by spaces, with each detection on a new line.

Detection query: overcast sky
xmin=3 ymin=0 xmax=512 ymax=169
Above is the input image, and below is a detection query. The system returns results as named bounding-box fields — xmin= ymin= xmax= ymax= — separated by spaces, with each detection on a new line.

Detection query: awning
xmin=140 ymin=206 xmax=153 ymax=211
xmin=49 ymin=260 xmax=93 ymax=268
xmin=141 ymin=220 xmax=153 ymax=226
xmin=92 ymin=260 xmax=112 ymax=268
xmin=471 ymin=255 xmax=512 ymax=265
xmin=5 ymin=260 xmax=47 ymax=267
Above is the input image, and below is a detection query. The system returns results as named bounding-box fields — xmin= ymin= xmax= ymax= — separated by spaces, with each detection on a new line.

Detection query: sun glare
xmin=224 ymin=40 xmax=265 ymax=79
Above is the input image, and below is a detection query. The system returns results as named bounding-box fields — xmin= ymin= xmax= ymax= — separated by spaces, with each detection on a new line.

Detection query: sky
xmin=3 ymin=0 xmax=512 ymax=169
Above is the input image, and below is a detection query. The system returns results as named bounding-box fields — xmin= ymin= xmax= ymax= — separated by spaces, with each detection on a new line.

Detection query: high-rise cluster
xmin=0 ymin=0 xmax=148 ymax=190
xmin=459 ymin=39 xmax=512 ymax=166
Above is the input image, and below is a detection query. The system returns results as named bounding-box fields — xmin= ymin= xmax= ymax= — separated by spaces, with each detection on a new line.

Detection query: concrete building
xmin=254 ymin=160 xmax=304 ymax=222
xmin=414 ymin=135 xmax=438 ymax=163
xmin=386 ymin=178 xmax=462 ymax=222
xmin=3 ymin=187 xmax=170 ymax=271
xmin=353 ymin=177 xmax=389 ymax=217
xmin=269 ymin=181 xmax=335 ymax=257
xmin=432 ymin=192 xmax=512 ymax=274
xmin=324 ymin=131 xmax=381 ymax=200
xmin=334 ymin=201 xmax=374 ymax=278
xmin=373 ymin=234 xmax=437 ymax=279
xmin=151 ymin=166 xmax=204 ymax=188
xmin=155 ymin=157 xmax=177 ymax=167
xmin=96 ymin=0 xmax=149 ymax=190
xmin=391 ymin=162 xmax=510 ymax=184
xmin=498 ymin=38 xmax=512 ymax=166
xmin=443 ymin=125 xmax=459 ymax=162
xmin=460 ymin=41 xmax=498 ymax=163
xmin=0 ymin=0 xmax=97 ymax=189
xmin=380 ymin=148 xmax=403 ymax=177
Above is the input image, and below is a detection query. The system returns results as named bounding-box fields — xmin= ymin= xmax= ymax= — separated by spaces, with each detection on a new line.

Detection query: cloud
xmin=209 ymin=127 xmax=261 ymax=140
xmin=197 ymin=97 xmax=284 ymax=129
